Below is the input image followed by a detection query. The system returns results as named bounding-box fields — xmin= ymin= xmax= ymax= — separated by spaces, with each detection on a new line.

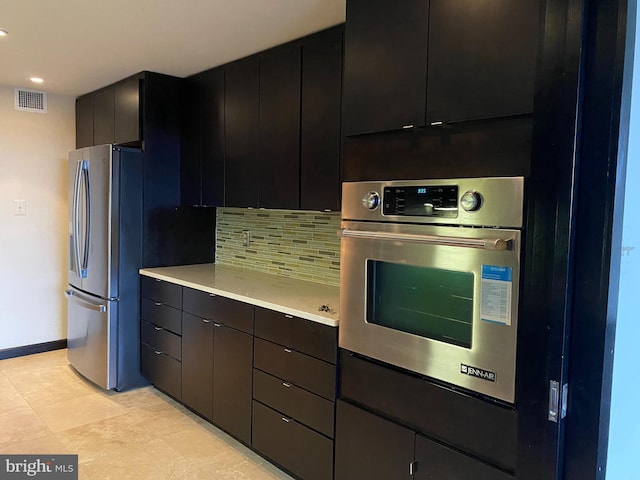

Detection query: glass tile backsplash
xmin=216 ymin=208 xmax=341 ymax=286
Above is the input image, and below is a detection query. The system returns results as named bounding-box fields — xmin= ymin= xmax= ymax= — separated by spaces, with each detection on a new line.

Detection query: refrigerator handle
xmin=64 ymin=289 xmax=107 ymax=313
xmin=80 ymin=161 xmax=91 ymax=277
xmin=72 ymin=160 xmax=83 ymax=277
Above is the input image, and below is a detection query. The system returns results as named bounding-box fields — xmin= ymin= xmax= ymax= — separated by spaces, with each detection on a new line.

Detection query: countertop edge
xmin=139 ymin=267 xmax=339 ymax=328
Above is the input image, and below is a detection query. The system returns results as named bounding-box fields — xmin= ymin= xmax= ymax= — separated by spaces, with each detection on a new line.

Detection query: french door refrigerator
xmin=65 ymin=144 xmax=147 ymax=390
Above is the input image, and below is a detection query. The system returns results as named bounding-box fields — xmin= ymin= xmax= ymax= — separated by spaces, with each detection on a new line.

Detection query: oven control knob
xmin=461 ymin=190 xmax=482 ymax=212
xmin=362 ymin=191 xmax=380 ymax=210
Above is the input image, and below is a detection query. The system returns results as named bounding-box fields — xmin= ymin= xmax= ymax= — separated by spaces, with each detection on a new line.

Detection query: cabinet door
xmin=334 ymin=400 xmax=414 ymax=480
xmin=414 ymin=434 xmax=513 ymax=480
xmin=212 ymin=325 xmax=253 ymax=444
xmin=426 ymin=0 xmax=539 ymax=124
xmin=76 ymin=95 xmax=94 ymax=148
xmin=182 ymin=312 xmax=213 ymax=420
xmin=258 ymin=44 xmax=301 ymax=209
xmin=93 ymin=88 xmax=115 ymax=145
xmin=300 ymin=26 xmax=343 ymax=212
xmin=114 ymin=75 xmax=141 ymax=145
xmin=342 ymin=0 xmax=429 ymax=136
xmin=225 ymin=57 xmax=260 ymax=207
xmin=200 ymin=68 xmax=225 ymax=206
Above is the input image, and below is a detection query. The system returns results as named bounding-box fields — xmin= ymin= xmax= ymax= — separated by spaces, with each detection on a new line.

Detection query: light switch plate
xmin=14 ymin=200 xmax=27 ymax=216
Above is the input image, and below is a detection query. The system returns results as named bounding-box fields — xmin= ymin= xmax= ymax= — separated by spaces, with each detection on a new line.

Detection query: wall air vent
xmin=14 ymin=88 xmax=47 ymax=113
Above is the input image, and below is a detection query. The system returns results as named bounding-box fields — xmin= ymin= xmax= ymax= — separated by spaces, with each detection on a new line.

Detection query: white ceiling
xmin=0 ymin=0 xmax=346 ymax=97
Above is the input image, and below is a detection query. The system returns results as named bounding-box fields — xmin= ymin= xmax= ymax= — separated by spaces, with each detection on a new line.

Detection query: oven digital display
xmin=383 ymin=186 xmax=458 ymax=217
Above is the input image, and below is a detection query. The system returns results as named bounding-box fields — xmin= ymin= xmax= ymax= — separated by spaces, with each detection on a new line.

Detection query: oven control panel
xmin=382 ymin=185 xmax=459 ymax=217
xmin=341 ymin=177 xmax=524 ymax=228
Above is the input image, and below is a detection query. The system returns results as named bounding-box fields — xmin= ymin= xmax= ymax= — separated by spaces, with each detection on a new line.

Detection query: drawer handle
xmin=203 ymin=319 xmax=211 ymax=324
xmin=154 ymin=302 xmax=163 ymax=307
xmin=209 ymin=293 xmax=216 ymax=297
xmin=214 ymin=322 xmax=223 ymax=328
xmin=154 ymin=350 xmax=162 ymax=355
xmin=281 ymin=417 xmax=292 ymax=423
xmin=284 ymin=348 xmax=292 ymax=353
xmin=154 ymin=279 xmax=162 ymax=282
xmin=284 ymin=314 xmax=294 ymax=319
xmin=282 ymin=382 xmax=291 ymax=388
xmin=154 ymin=326 xmax=162 ymax=331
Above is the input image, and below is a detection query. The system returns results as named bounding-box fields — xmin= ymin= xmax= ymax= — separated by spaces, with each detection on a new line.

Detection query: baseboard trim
xmin=0 ymin=339 xmax=68 ymax=361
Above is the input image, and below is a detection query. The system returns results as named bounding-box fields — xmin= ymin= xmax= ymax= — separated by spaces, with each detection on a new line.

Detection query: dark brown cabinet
xmin=92 ymin=88 xmax=115 ymax=146
xmin=183 ymin=26 xmax=342 ymax=211
xmin=75 ymin=74 xmax=143 ymax=148
xmin=300 ymin=26 xmax=343 ymax=211
xmin=75 ymin=95 xmax=94 ymax=148
xmin=225 ymin=57 xmax=260 ymax=207
xmin=140 ymin=277 xmax=183 ymax=401
xmin=258 ymin=44 xmax=302 ymax=209
xmin=335 ymin=399 xmax=415 ymax=480
xmin=212 ymin=324 xmax=253 ymax=444
xmin=342 ymin=0 xmax=429 ymax=136
xmin=181 ymin=312 xmax=214 ymax=420
xmin=181 ymin=288 xmax=254 ymax=444
xmin=252 ymin=307 xmax=338 ymax=480
xmin=341 ymin=0 xmax=539 ymax=136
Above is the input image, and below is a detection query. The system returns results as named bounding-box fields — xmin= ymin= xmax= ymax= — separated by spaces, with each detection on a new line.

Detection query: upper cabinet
xmin=258 ymin=44 xmax=302 ymax=210
xmin=342 ymin=0 xmax=540 ymax=136
xmin=75 ymin=73 xmax=143 ymax=148
xmin=342 ymin=0 xmax=429 ymax=137
xmin=184 ymin=26 xmax=343 ymax=211
xmin=300 ymin=26 xmax=343 ymax=212
xmin=225 ymin=57 xmax=260 ymax=208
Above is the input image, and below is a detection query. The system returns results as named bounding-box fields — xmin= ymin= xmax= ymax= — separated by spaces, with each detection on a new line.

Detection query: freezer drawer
xmin=65 ymin=288 xmax=117 ymax=389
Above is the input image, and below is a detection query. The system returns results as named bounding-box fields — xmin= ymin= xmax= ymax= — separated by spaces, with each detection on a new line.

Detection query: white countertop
xmin=139 ymin=263 xmax=339 ymax=327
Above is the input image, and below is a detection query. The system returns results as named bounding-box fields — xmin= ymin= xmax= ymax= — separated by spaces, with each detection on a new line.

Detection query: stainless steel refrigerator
xmin=65 ymin=144 xmax=147 ymax=390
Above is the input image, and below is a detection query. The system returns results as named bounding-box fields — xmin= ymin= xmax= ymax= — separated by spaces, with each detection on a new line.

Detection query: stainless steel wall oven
xmin=339 ymin=177 xmax=524 ymax=403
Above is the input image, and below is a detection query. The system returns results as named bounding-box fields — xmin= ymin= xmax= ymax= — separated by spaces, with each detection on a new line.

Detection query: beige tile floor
xmin=0 ymin=349 xmax=294 ymax=480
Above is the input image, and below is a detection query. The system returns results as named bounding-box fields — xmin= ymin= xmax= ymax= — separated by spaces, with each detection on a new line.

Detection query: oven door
xmin=339 ymin=220 xmax=521 ymax=403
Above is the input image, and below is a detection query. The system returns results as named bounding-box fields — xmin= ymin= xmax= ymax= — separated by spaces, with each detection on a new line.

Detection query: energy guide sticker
xmin=480 ymin=265 xmax=512 ymax=325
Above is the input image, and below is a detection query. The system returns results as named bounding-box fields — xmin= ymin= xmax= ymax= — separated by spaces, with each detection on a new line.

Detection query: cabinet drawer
xmin=141 ymin=320 xmax=181 ymax=360
xmin=253 ymin=369 xmax=334 ymax=438
xmin=141 ymin=298 xmax=182 ymax=335
xmin=252 ymin=401 xmax=333 ymax=480
xmin=141 ymin=343 xmax=181 ymax=401
xmin=254 ymin=307 xmax=337 ymax=363
xmin=254 ymin=338 xmax=335 ymax=400
xmin=141 ymin=276 xmax=182 ymax=309
xmin=183 ymin=288 xmax=254 ymax=334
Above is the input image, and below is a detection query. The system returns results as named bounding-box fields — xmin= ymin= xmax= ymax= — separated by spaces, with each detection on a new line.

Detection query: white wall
xmin=0 ymin=84 xmax=75 ymax=350
xmin=606 ymin=1 xmax=640 ymax=477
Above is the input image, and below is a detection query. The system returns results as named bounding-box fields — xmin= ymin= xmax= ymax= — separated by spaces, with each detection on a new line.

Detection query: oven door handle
xmin=338 ymin=228 xmax=511 ymax=251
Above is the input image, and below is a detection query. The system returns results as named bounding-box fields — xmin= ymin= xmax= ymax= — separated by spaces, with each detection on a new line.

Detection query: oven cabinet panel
xmin=340 ymin=351 xmax=517 ymax=473
xmin=414 ymin=434 xmax=513 ymax=480
xmin=334 ymin=399 xmax=415 ymax=480
xmin=252 ymin=401 xmax=333 ymax=480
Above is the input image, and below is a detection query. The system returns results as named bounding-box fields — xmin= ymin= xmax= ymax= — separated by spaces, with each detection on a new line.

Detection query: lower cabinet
xmin=335 ymin=399 xmax=514 ymax=480
xmin=181 ymin=312 xmax=214 ymax=419
xmin=140 ymin=279 xmax=338 ymax=480
xmin=212 ymin=324 xmax=253 ymax=445
xmin=253 ymin=401 xmax=334 ymax=480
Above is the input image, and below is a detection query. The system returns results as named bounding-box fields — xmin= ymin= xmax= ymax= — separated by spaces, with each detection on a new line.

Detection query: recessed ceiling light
xmin=30 ymin=77 xmax=44 ymax=84
xmin=0 ymin=29 xmax=8 ymax=37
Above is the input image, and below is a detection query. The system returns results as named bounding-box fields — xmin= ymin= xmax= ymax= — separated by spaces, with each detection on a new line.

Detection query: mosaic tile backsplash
xmin=216 ymin=208 xmax=341 ymax=286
